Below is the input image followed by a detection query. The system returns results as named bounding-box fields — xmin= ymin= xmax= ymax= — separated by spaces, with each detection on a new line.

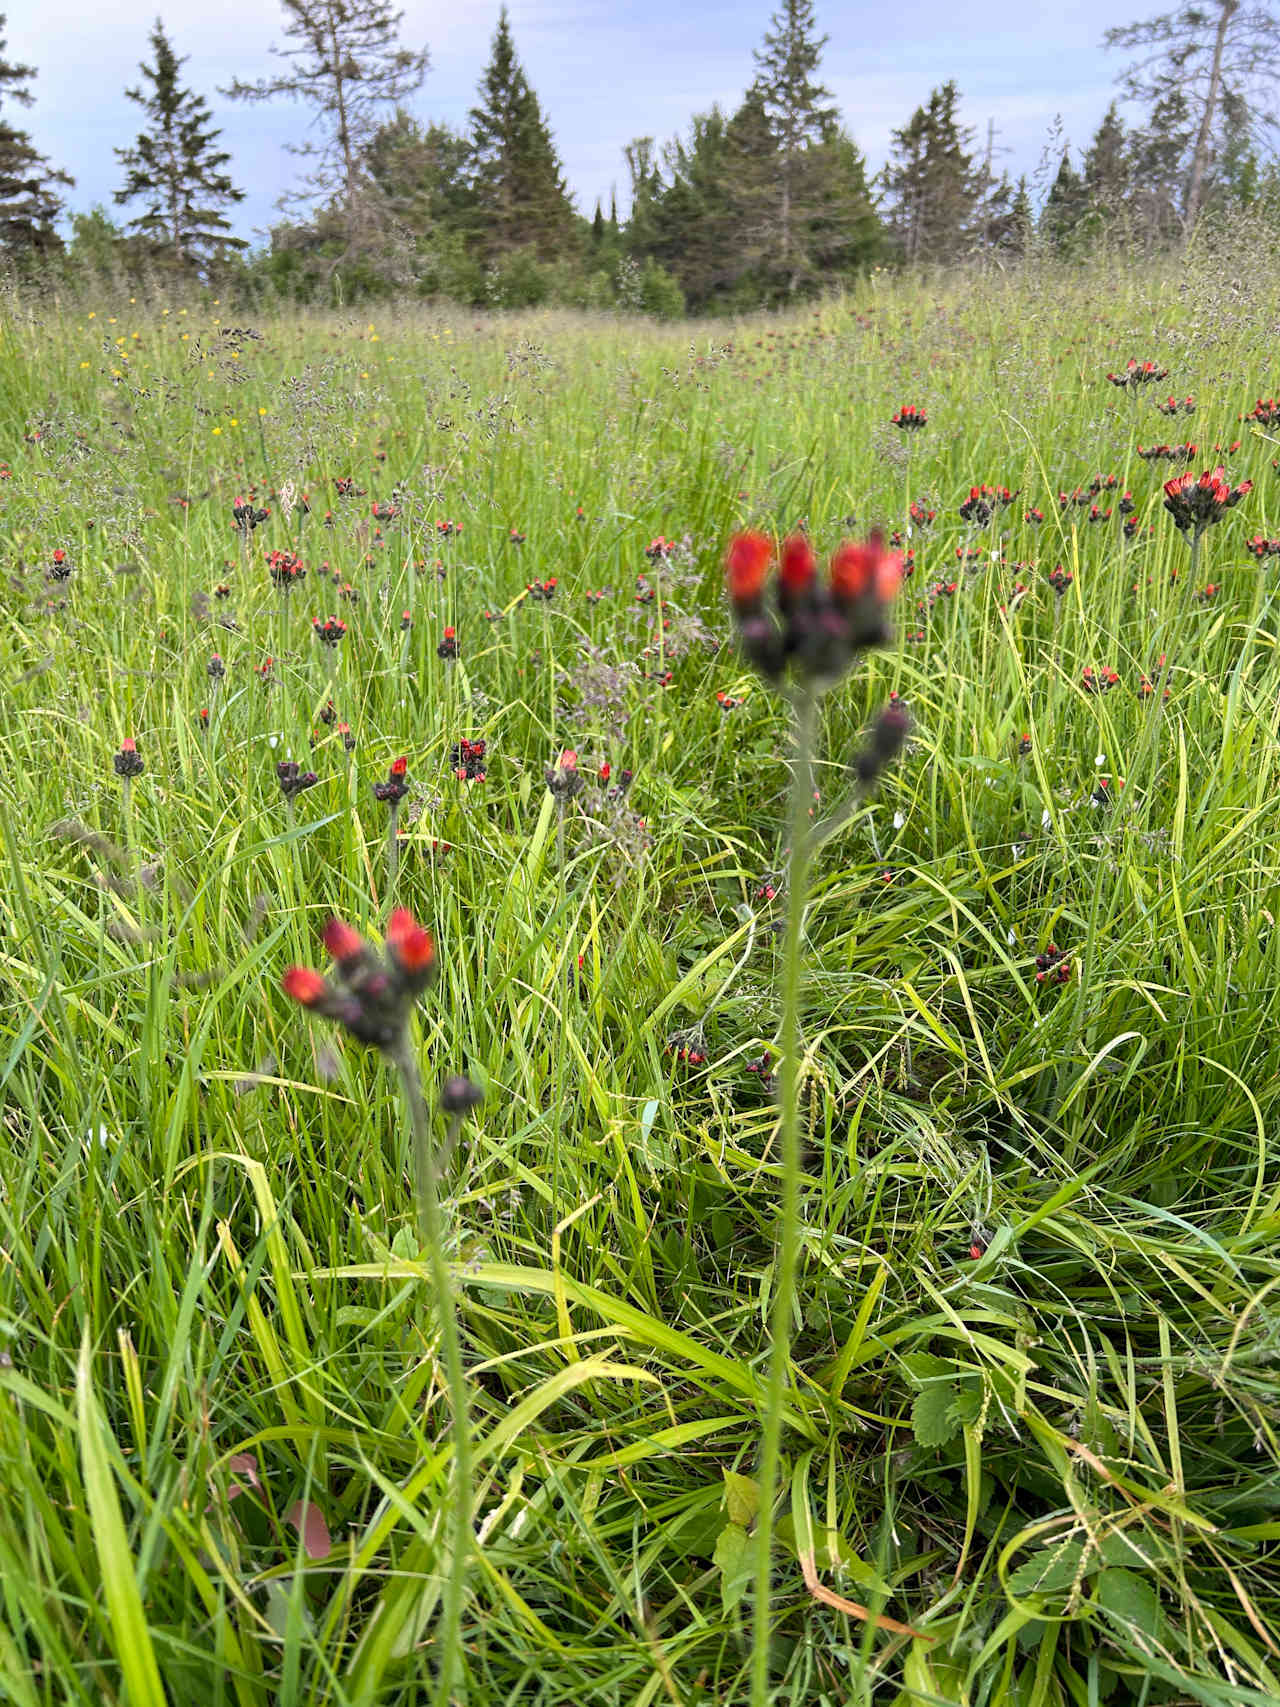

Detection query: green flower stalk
xmin=283 ymin=913 xmax=481 ymax=1703
xmin=725 ymin=530 xmax=908 ymax=1705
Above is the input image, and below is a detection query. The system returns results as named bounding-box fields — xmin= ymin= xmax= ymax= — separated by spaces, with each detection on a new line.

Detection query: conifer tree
xmin=466 ymin=7 xmax=575 ymax=261
xmin=224 ymin=0 xmax=428 ymax=240
xmin=751 ymin=0 xmax=838 ymax=289
xmin=362 ymin=108 xmax=468 ymax=235
xmin=881 ymin=83 xmax=984 ymax=265
xmin=1082 ymin=103 xmax=1129 ymax=217
xmin=0 ymin=16 xmax=71 ymax=255
xmin=1040 ymin=148 xmax=1088 ymax=252
xmin=1104 ymin=0 xmax=1280 ymax=232
xmin=115 ymin=19 xmax=245 ymax=268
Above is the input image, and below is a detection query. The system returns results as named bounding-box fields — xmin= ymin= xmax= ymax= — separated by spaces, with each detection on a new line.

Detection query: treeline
xmin=5 ymin=0 xmax=1280 ymax=314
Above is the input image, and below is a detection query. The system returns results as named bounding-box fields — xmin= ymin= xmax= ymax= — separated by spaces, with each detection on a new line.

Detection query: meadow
xmin=3 ymin=249 xmax=1280 ymax=1705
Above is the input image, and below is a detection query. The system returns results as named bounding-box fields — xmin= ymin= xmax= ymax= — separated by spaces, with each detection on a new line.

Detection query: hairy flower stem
xmin=389 ymin=1039 xmax=472 ymax=1707
xmin=386 ymin=803 xmax=401 ymax=898
xmin=1130 ymin=530 xmax=1202 ymax=818
xmin=751 ymin=686 xmax=817 ymax=1707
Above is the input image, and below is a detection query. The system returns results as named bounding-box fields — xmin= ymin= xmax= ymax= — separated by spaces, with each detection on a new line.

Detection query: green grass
xmin=3 ymin=248 xmax=1280 ymax=1703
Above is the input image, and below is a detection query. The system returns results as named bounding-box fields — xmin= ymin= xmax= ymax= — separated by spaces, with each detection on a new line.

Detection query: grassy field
xmin=4 ymin=251 xmax=1280 ymax=1705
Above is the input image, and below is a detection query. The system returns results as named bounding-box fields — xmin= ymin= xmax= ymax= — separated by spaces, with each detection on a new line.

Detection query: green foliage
xmin=115 ymin=19 xmax=245 ymax=270
xmin=0 ymin=12 xmax=71 ymax=256
xmin=465 ymin=6 xmax=576 ymax=264
xmin=2 ymin=253 xmax=1280 ymax=1706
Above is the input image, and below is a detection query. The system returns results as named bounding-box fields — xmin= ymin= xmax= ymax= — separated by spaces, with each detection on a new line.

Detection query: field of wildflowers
xmin=4 ymin=252 xmax=1280 ymax=1704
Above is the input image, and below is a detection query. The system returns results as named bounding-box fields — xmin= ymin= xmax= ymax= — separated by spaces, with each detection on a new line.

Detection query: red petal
xmin=725 ymin=532 xmax=773 ymax=605
xmin=323 ymin=918 xmax=364 ymax=963
xmin=778 ymin=533 xmax=816 ymax=591
xmin=385 ymin=909 xmax=435 ymax=973
xmin=282 ymin=966 xmax=327 ymax=1006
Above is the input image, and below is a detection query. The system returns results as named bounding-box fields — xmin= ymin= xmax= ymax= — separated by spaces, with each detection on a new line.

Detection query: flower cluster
xmin=1246 ymin=534 xmax=1280 ymax=561
xmin=277 ymin=759 xmax=318 ymax=799
xmin=908 ymin=499 xmax=936 ymax=529
xmin=545 ymin=749 xmax=584 ymax=800
xmin=437 ymin=626 xmax=460 ymax=660
xmin=1162 ymin=467 xmax=1252 ymax=538
xmin=312 ymin=616 xmax=347 ymax=647
xmin=1157 ymin=396 xmax=1195 ymax=416
xmin=891 ymin=405 xmax=928 ymax=431
xmin=645 ymin=536 xmax=676 ymax=559
xmin=1035 ymin=942 xmax=1071 ymax=985
xmin=1241 ymin=398 xmax=1280 ymax=426
xmin=208 ymin=653 xmax=225 ymax=680
xmin=233 ymin=497 xmax=270 ymax=531
xmin=373 ymin=756 xmax=409 ymax=804
xmin=1107 ymin=359 xmax=1168 ymax=388
xmin=1081 ymin=665 xmax=1119 ymax=693
xmin=113 ymin=737 xmax=144 ymax=779
xmin=526 ymin=578 xmax=558 ymax=601
xmin=49 ymin=547 xmax=71 ymax=580
xmin=725 ymin=531 xmax=902 ymax=686
xmin=1138 ymin=442 xmax=1197 ymax=463
xmin=959 ymin=484 xmax=1017 ymax=524
xmin=450 ymin=737 xmax=487 ymax=781
xmin=282 ymin=911 xmax=436 ymax=1051
xmin=266 ymin=549 xmax=306 ymax=589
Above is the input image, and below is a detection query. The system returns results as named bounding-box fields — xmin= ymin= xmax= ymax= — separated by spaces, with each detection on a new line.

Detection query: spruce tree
xmin=0 ymin=16 xmax=72 ymax=256
xmin=467 ymin=7 xmax=574 ymax=262
xmin=115 ymin=19 xmax=245 ymax=269
xmin=362 ymin=109 xmax=468 ymax=236
xmin=224 ymin=0 xmax=428 ymax=241
xmin=1082 ymin=103 xmax=1129 ymax=218
xmin=1040 ymin=148 xmax=1088 ymax=253
xmin=881 ymin=83 xmax=984 ymax=265
xmin=750 ymin=0 xmax=840 ymax=292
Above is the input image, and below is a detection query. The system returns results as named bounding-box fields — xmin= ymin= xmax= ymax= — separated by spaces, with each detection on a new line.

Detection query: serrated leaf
xmin=902 ymin=1352 xmax=954 ymax=1383
xmin=1097 ymin=1567 xmax=1160 ymax=1633
xmin=949 ymin=1377 xmax=985 ymax=1427
xmin=1009 ymin=1539 xmax=1090 ymax=1598
xmin=912 ymin=1381 xmax=960 ymax=1449
xmin=723 ymin=1469 xmax=759 ymax=1527
xmin=713 ymin=1522 xmax=751 ymax=1613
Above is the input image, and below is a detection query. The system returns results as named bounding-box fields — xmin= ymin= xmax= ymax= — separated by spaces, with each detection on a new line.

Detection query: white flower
xmin=893 ymin=810 xmax=905 ymax=829
xmin=268 ymin=734 xmax=280 ymax=749
xmin=1095 ymin=753 xmax=1105 ymax=767
xmin=1041 ymin=808 xmax=1052 ymax=827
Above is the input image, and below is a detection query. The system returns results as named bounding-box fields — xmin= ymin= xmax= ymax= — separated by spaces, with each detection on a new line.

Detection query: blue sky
xmin=11 ymin=0 xmax=1136 ymax=243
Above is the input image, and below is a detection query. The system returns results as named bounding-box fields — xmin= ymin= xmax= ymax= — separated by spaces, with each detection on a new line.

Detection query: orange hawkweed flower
xmin=725 ymin=531 xmax=773 ymax=609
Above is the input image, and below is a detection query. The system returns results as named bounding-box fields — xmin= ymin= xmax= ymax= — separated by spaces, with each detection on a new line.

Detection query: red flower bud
xmin=778 ymin=533 xmax=816 ymax=592
xmin=323 ymin=918 xmax=364 ymax=964
xmin=282 ymin=966 xmax=327 ymax=1007
xmin=385 ymin=908 xmax=435 ymax=974
xmin=725 ymin=531 xmax=773 ymax=608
